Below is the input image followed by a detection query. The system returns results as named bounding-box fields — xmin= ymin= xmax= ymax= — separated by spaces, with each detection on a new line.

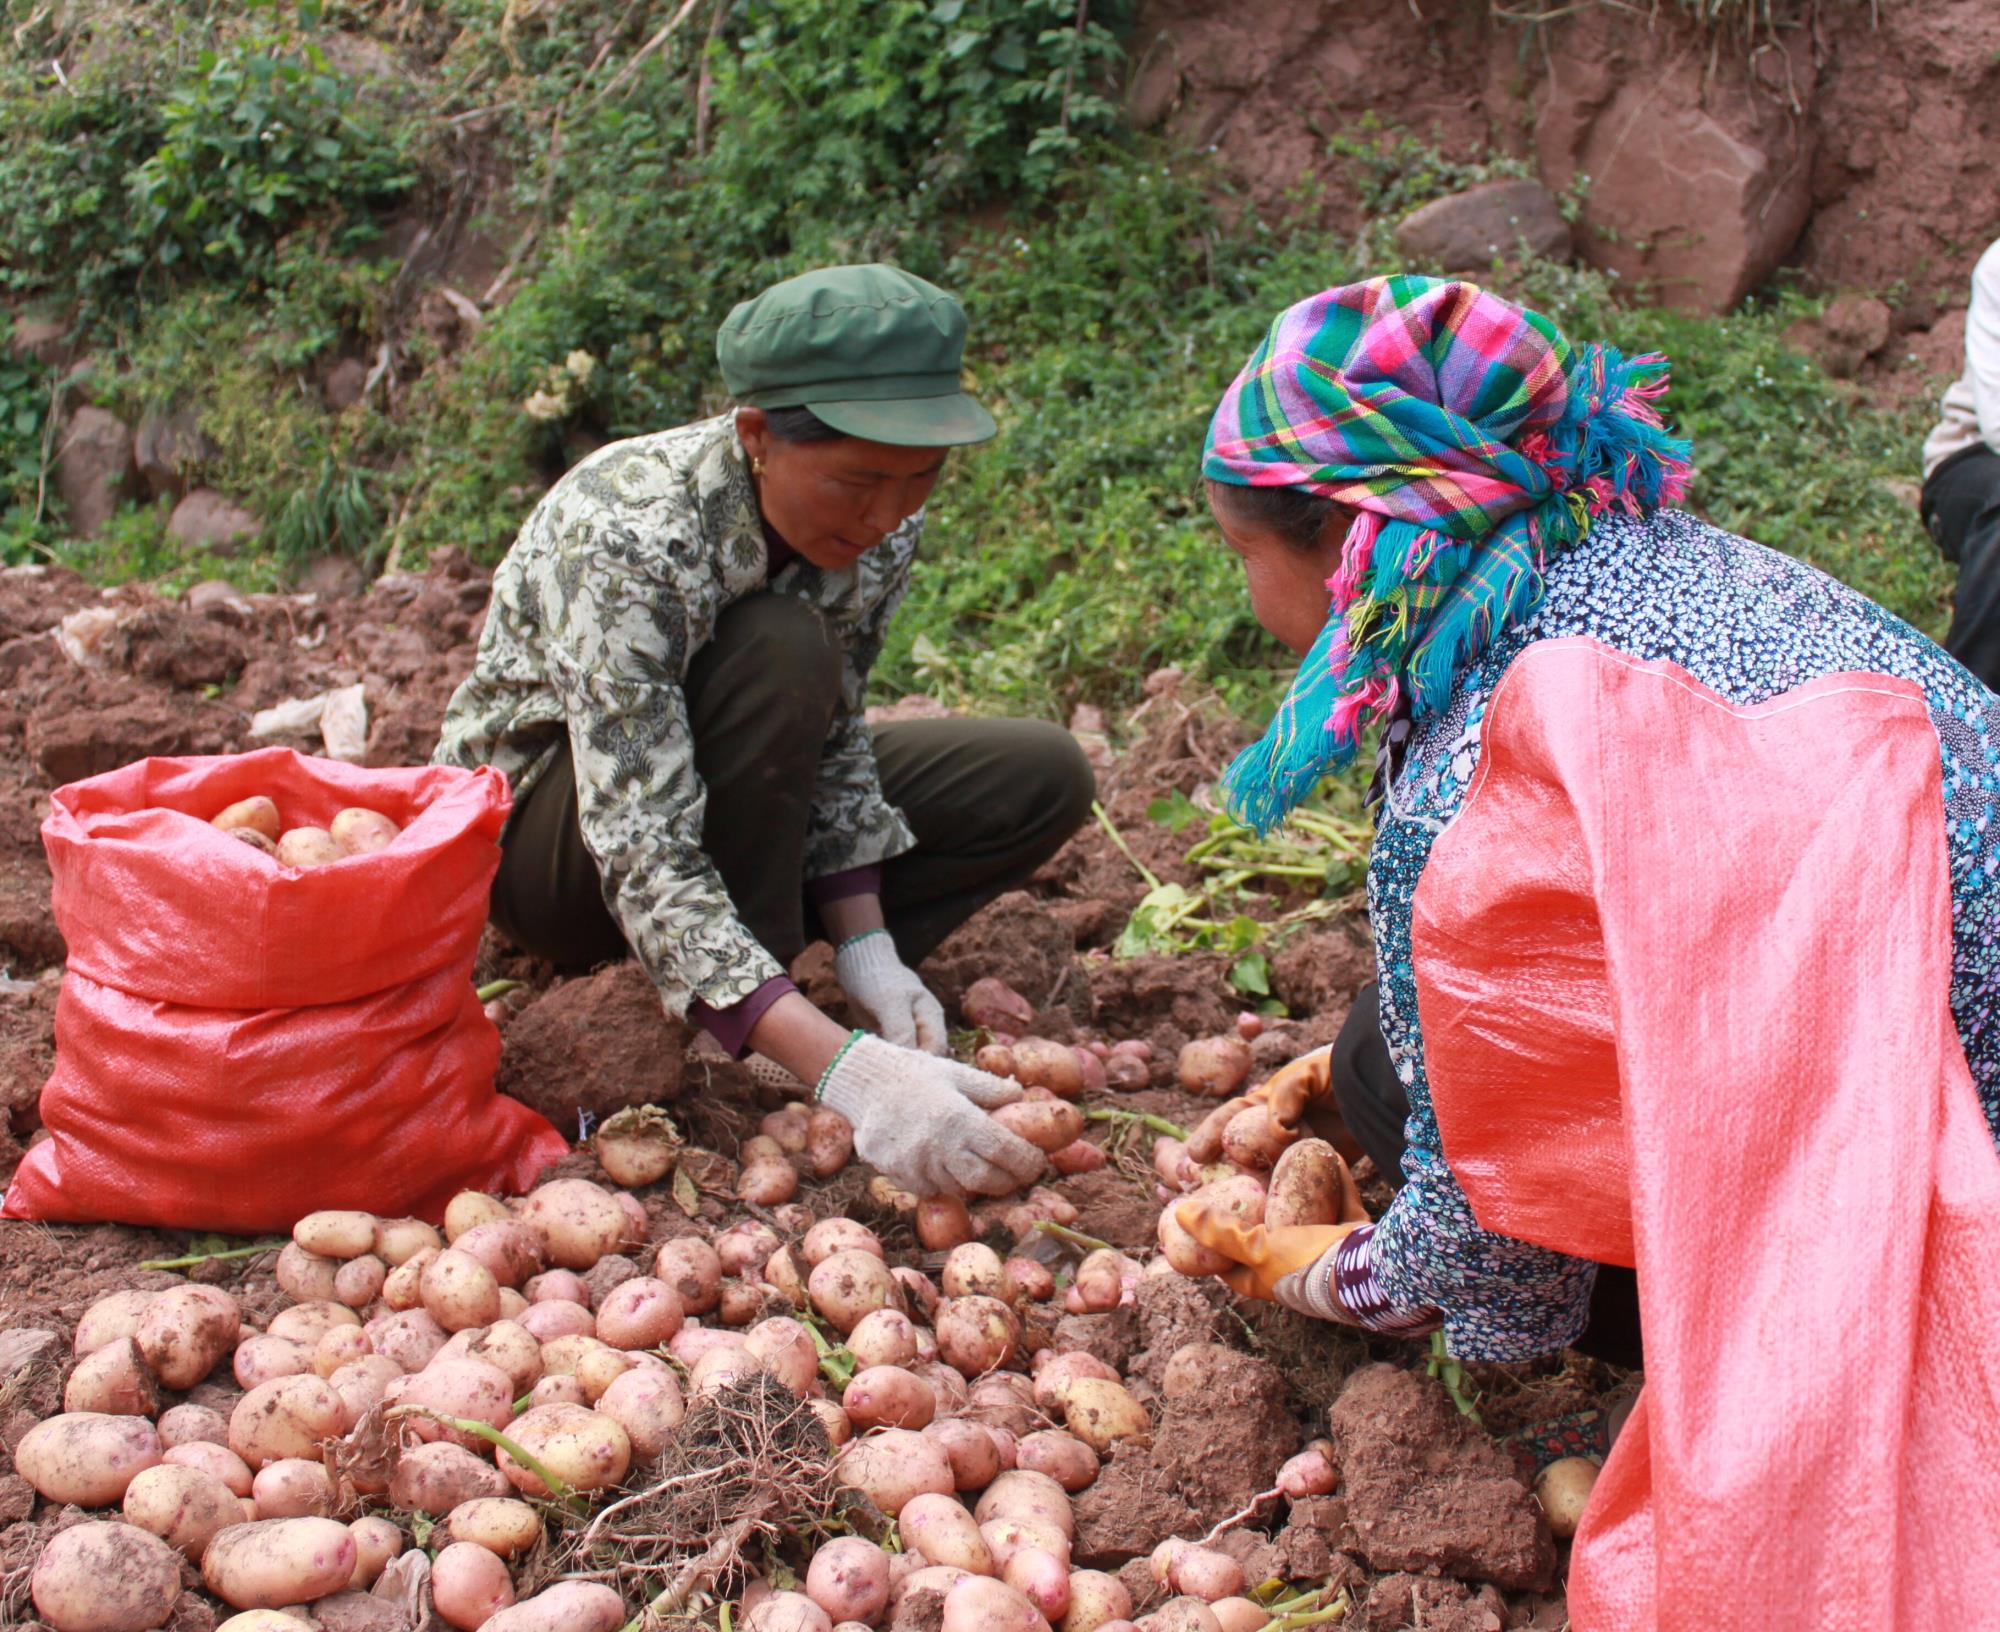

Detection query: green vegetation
xmin=0 ymin=0 xmax=1952 ymax=726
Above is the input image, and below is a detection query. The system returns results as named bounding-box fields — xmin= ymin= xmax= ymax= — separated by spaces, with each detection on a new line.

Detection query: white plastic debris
xmin=54 ymin=606 xmax=122 ymax=669
xmin=320 ymin=682 xmax=368 ymax=763
xmin=249 ymin=694 xmax=330 ymax=741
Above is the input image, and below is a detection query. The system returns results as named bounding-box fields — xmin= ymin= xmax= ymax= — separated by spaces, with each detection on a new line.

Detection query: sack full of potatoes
xmin=3 ymin=746 xmax=569 ymax=1229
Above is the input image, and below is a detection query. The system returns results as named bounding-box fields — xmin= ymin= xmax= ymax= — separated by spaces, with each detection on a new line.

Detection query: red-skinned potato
xmin=1062 ymin=1380 xmax=1149 ymax=1454
xmin=421 ymin=1250 xmax=504 ymax=1333
xmin=739 ymin=1158 xmax=800 ymax=1206
xmin=1176 ymin=1038 xmax=1252 ymax=1098
xmin=447 ymin=1497 xmax=542 ymax=1558
xmin=1141 ymin=1601 xmax=1223 ymax=1632
xmin=432 ymin=1540 xmax=516 ymax=1630
xmin=348 ymin=1515 xmax=404 ymax=1587
xmin=1209 ymin=1602 xmax=1264 ymax=1632
xmin=1060 ymin=1573 xmax=1132 ymax=1632
xmin=806 ymin=1537 xmax=891 ymax=1626
xmin=213 ymin=796 xmax=281 ymax=842
xmin=716 ymin=1221 xmax=783 ymax=1278
xmin=835 ymin=1428 xmax=955 ymax=1516
xmin=917 ymin=1362 xmax=972 ymax=1418
xmin=277 ymin=826 xmax=342 ymax=868
xmin=451 ymin=1221 xmax=547 ymax=1289
xmin=843 ymin=1366 xmax=936 ymax=1432
xmin=74 ymin=1290 xmax=157 ymax=1358
xmin=941 ymin=1244 xmax=1007 ymax=1300
xmin=332 ymin=1256 xmax=387 ymax=1310
xmin=804 ymin=1108 xmax=854 ymax=1178
xmin=229 ymin=1376 xmax=344 ymax=1470
xmin=123 ymin=1462 xmax=243 ymax=1560
xmin=963 ymin=1374 xmax=1037 ymax=1439
xmin=163 ymin=1441 xmax=254 ymax=1499
xmin=1166 ymin=1550 xmax=1243 ymax=1604
xmin=808 ymin=1397 xmax=853 ymax=1448
xmin=1003 ymin=1258 xmax=1055 ymax=1302
xmin=159 ymin=1403 xmax=229 ymax=1449
xmin=1151 ymin=1138 xmax=1191 ymax=1191
xmin=1275 ymin=1445 xmax=1337 ymax=1498
xmin=989 ymin=1101 xmax=1082 ymax=1155
xmin=1264 ymin=1141 xmax=1344 ymax=1230
xmin=526 ymin=1268 xmax=592 ymax=1305
xmin=915 ymin=1197 xmax=976 ymax=1251
xmin=528 ymin=1370 xmax=585 ymax=1409
xmin=330 ymin=807 xmax=400 ymax=856
xmin=16 ymin=1412 xmax=163 ymax=1506
xmin=900 ymin=1492 xmax=995 ymax=1576
xmin=444 ymin=1191 xmax=511 ymax=1243
xmin=743 ymin=1317 xmax=818 ymax=1395
xmin=975 ymin=1044 xmax=1017 ymax=1079
xmin=382 ymin=1247 xmax=437 ymax=1312
xmin=202 ymin=1516 xmax=357 ymax=1609
xmin=136 ymin=1284 xmax=240 ymax=1390
xmin=365 ymin=1309 xmax=448 ymax=1373
xmin=895 ymin=1268 xmax=943 ymax=1323
xmin=1220 ymin=1107 xmax=1290 ymax=1172
xmin=847 ymin=1309 xmax=920 ymax=1370
xmin=802 ymin=1218 xmax=884 ymax=1267
xmin=1031 ymin=1353 xmax=1117 ymax=1414
xmin=1069 ymin=1048 xmax=1107 ymax=1097
xmin=266 ymin=1302 xmax=358 ymax=1349
xmin=293 ymin=1210 xmax=376 ymax=1260
xmin=374 ymin=1217 xmax=442 ymax=1267
xmin=809 ymin=1250 xmax=899 ymax=1335
xmin=963 ymin=978 xmax=1037 ymax=1034
xmin=389 ymin=1443 xmax=509 ymax=1515
xmin=1184 ymin=1099 xmax=1249 ymax=1165
xmin=942 ymin=1576 xmax=1050 ymax=1632
xmin=935 ymin=1297 xmax=1020 ymax=1375
xmin=1103 ymin=1055 xmax=1149 ymax=1092
xmin=250 ymin=1458 xmax=333 ymax=1519
xmin=652 ymin=1238 xmax=723 ymax=1314
xmin=922 ymin=1419 xmax=1005 ymax=1492
xmin=1008 ymin=1039 xmax=1084 ymax=1099
xmin=746 ymin=1590 xmax=834 ymax=1632
xmin=464 ymin=1322 xmax=544 ymax=1396
xmin=1004 ymin=1549 xmax=1070 ymax=1621
xmin=980 ymin=1518 xmax=1069 ymax=1576
xmin=596 ymin=1105 xmax=681 ymax=1188
xmin=226 ymin=829 xmax=276 ymax=855
xmin=480 ymin=1581 xmax=628 ymax=1632
xmin=1015 ymin=1432 xmax=1097 ymax=1493
xmin=518 ymin=1179 xmax=633 ymax=1271
xmin=497 ymin=1404 xmax=632 ymax=1496
xmin=64 ymin=1338 xmax=159 ymax=1418
xmin=596 ymin=1278 xmax=685 ymax=1349
xmin=31 ymin=1518 xmax=182 ymax=1632
xmin=1047 ymin=1140 xmax=1105 ymax=1176
xmin=519 ymin=1299 xmax=596 ymax=1344
xmin=975 ymin=1471 xmax=1075 ymax=1540
xmin=598 ymin=1367 xmax=686 ymax=1459
xmin=390 ymin=1356 xmax=516 ymax=1449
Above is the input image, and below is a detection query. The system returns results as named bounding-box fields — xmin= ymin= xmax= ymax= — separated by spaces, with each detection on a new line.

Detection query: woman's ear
xmin=736 ymin=406 xmax=770 ymax=466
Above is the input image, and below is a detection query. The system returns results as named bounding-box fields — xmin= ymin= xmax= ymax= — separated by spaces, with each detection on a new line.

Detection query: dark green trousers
xmin=489 ymin=593 xmax=1097 ymax=974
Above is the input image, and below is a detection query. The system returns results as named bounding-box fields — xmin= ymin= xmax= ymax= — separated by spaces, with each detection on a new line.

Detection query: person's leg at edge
xmin=865 ymin=717 xmax=1097 ymax=966
xmin=1924 ymin=445 xmax=2000 ymax=692
xmin=488 ymin=593 xmax=841 ymax=973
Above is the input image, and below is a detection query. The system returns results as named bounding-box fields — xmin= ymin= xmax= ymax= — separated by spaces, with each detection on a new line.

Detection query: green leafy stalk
xmin=1031 ymin=1220 xmax=1115 ymax=1253
xmin=1427 ymin=1330 xmax=1484 ymax=1426
xmin=137 ymin=1239 xmax=286 ymax=1272
xmin=1091 ymin=800 xmax=1162 ymax=890
xmin=1084 ymin=1106 xmax=1189 ymax=1140
xmin=476 ymin=978 xmax=523 ymax=1002
xmin=802 ymin=1319 xmax=857 ymax=1389
xmin=385 ymin=1405 xmax=574 ymax=1499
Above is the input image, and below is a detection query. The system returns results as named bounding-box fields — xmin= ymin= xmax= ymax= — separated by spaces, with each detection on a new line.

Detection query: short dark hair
xmin=1208 ymin=480 xmax=1342 ymax=551
xmin=762 ymin=405 xmax=847 ymax=444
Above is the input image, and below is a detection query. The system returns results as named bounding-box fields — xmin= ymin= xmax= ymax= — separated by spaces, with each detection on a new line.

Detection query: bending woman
xmin=1178 ymin=276 xmax=2000 ymax=1626
xmin=437 ymin=264 xmax=1091 ymax=1201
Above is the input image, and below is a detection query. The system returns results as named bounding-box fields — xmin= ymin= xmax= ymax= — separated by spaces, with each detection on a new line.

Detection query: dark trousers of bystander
xmin=488 ymin=593 xmax=1098 ymax=981
xmin=1923 ymin=443 xmax=2000 ymax=693
xmin=1324 ymin=982 xmax=1645 ymax=1368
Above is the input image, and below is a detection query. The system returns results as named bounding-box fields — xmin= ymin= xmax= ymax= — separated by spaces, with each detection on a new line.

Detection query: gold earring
xmin=751 ymin=458 xmax=766 ymax=478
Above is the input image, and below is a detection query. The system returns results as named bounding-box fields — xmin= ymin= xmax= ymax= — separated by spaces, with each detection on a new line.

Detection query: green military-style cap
xmin=717 ymin=264 xmax=996 ymax=447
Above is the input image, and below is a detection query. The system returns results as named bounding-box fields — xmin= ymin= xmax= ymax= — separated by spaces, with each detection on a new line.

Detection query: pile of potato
xmin=210 ymin=796 xmax=401 ymax=869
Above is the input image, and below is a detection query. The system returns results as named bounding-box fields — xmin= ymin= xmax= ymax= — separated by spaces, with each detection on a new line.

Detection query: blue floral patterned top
xmin=1365 ymin=507 xmax=2000 ymax=1361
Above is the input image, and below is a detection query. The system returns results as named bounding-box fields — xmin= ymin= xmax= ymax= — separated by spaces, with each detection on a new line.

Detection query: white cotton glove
xmin=817 ymin=1032 xmax=1044 ymax=1198
xmin=835 ymin=930 xmax=950 ymax=1054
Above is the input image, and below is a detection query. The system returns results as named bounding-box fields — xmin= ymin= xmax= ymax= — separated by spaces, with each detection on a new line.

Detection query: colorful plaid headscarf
xmin=1205 ymin=275 xmax=1694 ymax=832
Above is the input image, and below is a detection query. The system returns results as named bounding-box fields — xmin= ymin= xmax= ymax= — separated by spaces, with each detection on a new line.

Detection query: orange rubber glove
xmin=1176 ymin=1150 xmax=1370 ymax=1319
xmin=1247 ymin=1046 xmax=1334 ymax=1137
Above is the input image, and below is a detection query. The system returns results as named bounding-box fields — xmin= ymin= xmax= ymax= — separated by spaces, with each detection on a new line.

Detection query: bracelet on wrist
xmin=815 ymin=1028 xmax=868 ymax=1100
xmin=837 ymin=928 xmax=891 ymax=952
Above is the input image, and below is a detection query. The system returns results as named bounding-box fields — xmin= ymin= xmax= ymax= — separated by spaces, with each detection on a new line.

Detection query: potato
xmin=809 ymin=1250 xmax=899 ymax=1335
xmin=1151 ymin=1138 xmax=1192 ymax=1191
xmin=652 ymin=1238 xmax=723 ymax=1314
xmin=1059 ymin=1573 xmax=1132 ymax=1632
xmin=1208 ymin=1602 xmax=1264 ymax=1632
xmin=942 ymin=1576 xmax=1049 ymax=1632
xmin=480 ymin=1581 xmax=628 ymax=1632
xmin=595 ymin=1105 xmax=680 ymax=1187
xmin=122 ymin=1462 xmax=243 ymax=1560
xmin=519 ymin=1299 xmax=596 ymax=1343
xmin=229 ymin=1376 xmax=344 ymax=1470
xmin=897 ymin=1268 xmax=943 ymax=1324
xmin=743 ymin=1317 xmax=818 ymax=1395
xmin=746 ymin=1591 xmax=834 ymax=1632
xmin=963 ymin=978 xmax=1037 ymax=1034
xmin=347 ymin=1515 xmax=403 ymax=1588
xmin=1069 ymin=1251 xmax=1132 ymax=1316
xmin=916 ymin=1196 xmax=976 ymax=1251
xmin=313 ymin=1326 xmax=372 ymax=1378
xmin=1007 ymin=1039 xmax=1083 ymax=1100
xmin=935 ymin=1296 xmax=1020 ymax=1375
xmin=922 ymin=1419 xmax=1004 ymax=1493
xmin=363 ymin=1308 xmax=447 ymax=1372
xmin=981 ymin=1519 xmax=1068 ymax=1577
xmin=214 ymin=1617 xmax=313 ymax=1632
xmin=31 ymin=1519 xmax=182 ymax=1632
xmin=381 ymin=1248 xmax=436 ymax=1312
xmin=330 ymin=807 xmax=400 ymax=856
xmin=1154 ymin=1208 xmax=1229 ymax=1278
xmin=1002 ymin=1259 xmax=1055 ymax=1303
xmin=519 ymin=1179 xmax=633 ymax=1271
xmin=1264 ymin=1140 xmax=1343 ymax=1229
xmin=364 ymin=1218 xmax=437 ymax=1268
xmin=801 ymin=1218 xmax=884 ymax=1268
xmin=164 ymin=1440 xmax=255 ymax=1498
xmin=835 ymin=1427 xmax=955 ymax=1515
xmin=214 ymin=796 xmax=282 ymax=842
xmin=445 ymin=1191 xmax=512 ymax=1243
xmin=975 ymin=1471 xmax=1075 ymax=1540
xmin=389 ymin=1443 xmax=509 ymax=1515
xmin=846 ymin=1308 xmax=919 ymax=1371
xmin=1061 ymin=1380 xmax=1148 ymax=1454
xmin=1103 ymin=1053 xmax=1149 ymax=1092
xmin=540 ymin=1333 xmax=611 ymax=1379
xmin=293 ymin=1210 xmax=378 ymax=1260
xmin=497 ymin=1404 xmax=632 ymax=1497
xmin=804 ymin=1108 xmax=855 ymax=1178
xmin=530 ymin=1375 xmax=590 ymax=1409
xmin=806 ymin=1536 xmax=891 ymax=1625
xmin=451 ymin=1221 xmax=547 ymax=1290
xmin=918 ymin=1362 xmax=973 ymax=1418
xmin=1015 ymin=1432 xmax=1097 ymax=1494
xmin=1167 ymin=1550 xmax=1242 ymax=1604
xmin=464 ymin=1322 xmax=544 ymax=1395
xmin=595 ymin=1277 xmax=685 ymax=1350
xmin=229 ymin=828 xmax=279 ymax=855
xmin=135 ymin=1284 xmax=240 ymax=1390
xmin=1219 ymin=1108 xmax=1290 ymax=1172
xmin=715 ymin=1220 xmax=783 ymax=1278
xmin=268 ymin=1302 xmax=359 ymax=1348
xmin=688 ymin=1343 xmax=764 ymax=1397
xmin=159 ymin=1403 xmax=230 ymax=1449
xmin=394 ymin=1355 xmax=518 ymax=1450
xmin=1047 ymin=1141 xmax=1105 ymax=1177
xmin=941 ymin=1244 xmax=1007 ymax=1300
xmin=1533 ymin=1456 xmax=1599 ymax=1540
xmin=593 ymin=1367 xmax=684 ymax=1461
xmin=976 ymin=1044 xmax=1018 ymax=1079
xmin=277 ymin=1242 xmax=340 ymax=1304
xmin=1176 ymin=1037 xmax=1252 ymax=1098
xmin=252 ymin=1459 xmax=334 ymax=1519
xmin=433 ymin=1540 xmax=516 ymax=1630
xmin=203 ymin=1517 xmax=357 ymax=1608
xmin=74 ymin=1289 xmax=158 ymax=1357
xmin=16 ymin=1412 xmax=163 ymax=1506
xmin=447 ymin=1497 xmax=542 ymax=1558
xmin=991 ymin=1101 xmax=1084 ymax=1154
xmin=1184 ymin=1099 xmax=1249 ymax=1166
xmin=808 ymin=1398 xmax=853 ymax=1449
xmin=574 ymin=1347 xmax=634 ymax=1403
xmin=233 ymin=1336 xmax=310 ymax=1391
xmin=896 ymin=1566 xmax=975 ymax=1609
xmin=738 ymin=1158 xmax=800 ymax=1206
xmin=843 ymin=1366 xmax=936 ymax=1432
xmin=901 ymin=1492 xmax=995 ymax=1576
xmin=65 ymin=1337 xmax=159 ymax=1417
xmin=1030 ymin=1354 xmax=1117 ymax=1413
xmin=1275 ymin=1446 xmax=1336 ymax=1498
xmin=422 ymin=1249 xmax=504 ymax=1332
xmin=277 ymin=827 xmax=342 ymax=868
xmin=527 ymin=1268 xmax=592 ymax=1306
xmin=1003 ymin=1550 xmax=1069 ymax=1622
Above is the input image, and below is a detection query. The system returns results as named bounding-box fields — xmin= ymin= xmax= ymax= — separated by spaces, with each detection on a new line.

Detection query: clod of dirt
xmin=0 ymin=1472 xmax=33 ymax=1525
xmin=1052 ymin=1168 xmax=1159 ymax=1254
xmin=0 ymin=978 xmax=59 ymax=1143
xmin=494 ymin=962 xmax=692 ymax=1131
xmin=0 ymin=782 xmax=63 ymax=973
xmin=1072 ymin=1340 xmax=1294 ymax=1566
xmin=1051 ymin=1310 xmax=1138 ymax=1374
xmin=165 ymin=1591 xmax=221 ymax=1632
xmin=1356 ymin=1573 xmax=1508 ymax=1632
xmin=1126 ymin=1273 xmax=1228 ymax=1392
xmin=1329 ymin=1365 xmax=1556 ymax=1593
xmin=1269 ymin=925 xmax=1376 ymax=1020
xmin=922 ymin=891 xmax=1091 ymax=1036
xmin=582 ymin=1254 xmax=641 ymax=1306
xmin=1082 ymin=954 xmax=1238 ymax=1082
xmin=1269 ymin=1494 xmax=1345 ymax=1580
xmin=307 ymin=1591 xmax=406 ymax=1632
xmin=24 ymin=673 xmax=239 ymax=786
xmin=889 ymin=1587 xmax=947 ymax=1632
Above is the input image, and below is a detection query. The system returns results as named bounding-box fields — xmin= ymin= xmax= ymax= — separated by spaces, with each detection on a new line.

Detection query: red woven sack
xmin=3 ymin=747 xmax=570 ymax=1230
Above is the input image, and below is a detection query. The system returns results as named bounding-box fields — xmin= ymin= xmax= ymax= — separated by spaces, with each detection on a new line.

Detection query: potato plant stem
xmin=1091 ymin=801 xmax=1162 ymax=891
xmin=1031 ymin=1220 xmax=1115 ymax=1253
xmin=476 ymin=978 xmax=523 ymax=1002
xmin=803 ymin=1320 xmax=857 ymax=1388
xmin=1084 ymin=1107 xmax=1190 ymax=1140
xmin=136 ymin=1239 xmax=285 ymax=1271
xmin=384 ymin=1406 xmax=574 ymax=1499
xmin=1254 ymin=1595 xmax=1349 ymax=1632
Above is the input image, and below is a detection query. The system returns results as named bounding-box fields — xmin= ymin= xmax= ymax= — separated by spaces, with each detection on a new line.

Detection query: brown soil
xmin=921 ymin=890 xmax=1093 ymax=1037
xmin=495 ymin=962 xmax=695 ymax=1132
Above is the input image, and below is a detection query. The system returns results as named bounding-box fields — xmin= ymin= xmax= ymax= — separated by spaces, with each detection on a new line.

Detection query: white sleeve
xmin=1968 ymin=241 xmax=2000 ymax=451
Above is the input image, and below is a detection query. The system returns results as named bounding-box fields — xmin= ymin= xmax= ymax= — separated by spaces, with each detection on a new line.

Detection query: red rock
xmin=53 ymin=407 xmax=137 ymax=538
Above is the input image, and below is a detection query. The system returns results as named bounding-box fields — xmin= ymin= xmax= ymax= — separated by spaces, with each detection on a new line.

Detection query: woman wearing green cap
xmin=435 ymin=265 xmax=1091 ymax=1199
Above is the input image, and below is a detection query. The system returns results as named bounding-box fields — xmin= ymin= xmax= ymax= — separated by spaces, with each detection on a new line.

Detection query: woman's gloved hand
xmin=1246 ymin=1045 xmax=1334 ymax=1136
xmin=836 ymin=930 xmax=950 ymax=1054
xmin=1176 ymin=1149 xmax=1369 ymax=1319
xmin=817 ymin=1031 xmax=1044 ymax=1198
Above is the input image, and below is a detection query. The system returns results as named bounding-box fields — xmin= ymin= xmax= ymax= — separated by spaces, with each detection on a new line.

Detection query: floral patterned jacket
xmin=434 ymin=415 xmax=919 ymax=1015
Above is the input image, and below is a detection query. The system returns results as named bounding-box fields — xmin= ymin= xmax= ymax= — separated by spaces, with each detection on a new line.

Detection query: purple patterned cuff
xmin=1327 ymin=1225 xmax=1443 ymax=1336
xmin=806 ymin=864 xmax=882 ymax=909
xmin=689 ymin=976 xmax=798 ymax=1060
